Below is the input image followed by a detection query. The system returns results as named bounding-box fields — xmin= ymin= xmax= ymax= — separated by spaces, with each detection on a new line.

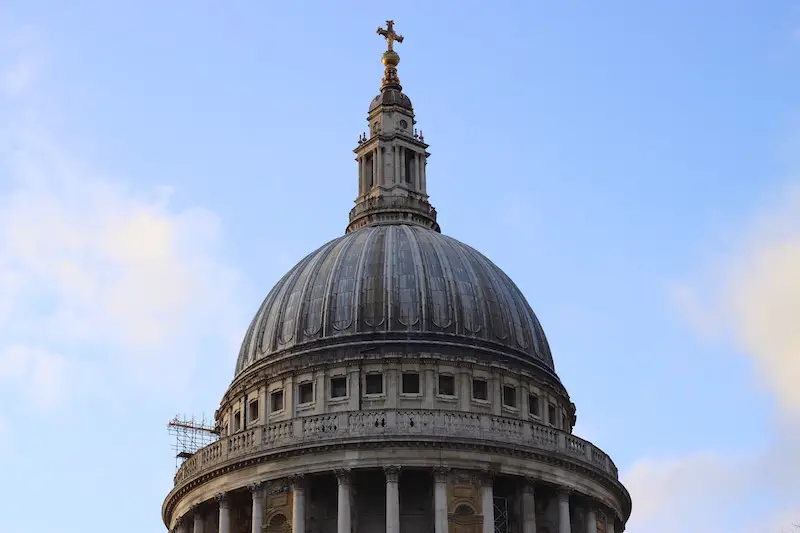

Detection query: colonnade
xmin=172 ymin=467 xmax=616 ymax=533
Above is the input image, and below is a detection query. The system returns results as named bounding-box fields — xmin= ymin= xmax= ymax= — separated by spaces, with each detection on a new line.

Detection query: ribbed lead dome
xmin=235 ymin=224 xmax=554 ymax=376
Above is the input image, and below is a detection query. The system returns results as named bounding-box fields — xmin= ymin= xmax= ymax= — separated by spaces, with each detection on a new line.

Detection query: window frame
xmin=437 ymin=373 xmax=456 ymax=397
xmin=298 ymin=381 xmax=314 ymax=405
xmin=502 ymin=385 xmax=518 ymax=409
xmin=270 ymin=390 xmax=285 ymax=414
xmin=329 ymin=376 xmax=348 ymax=399
xmin=364 ymin=372 xmax=384 ymax=396
xmin=248 ymin=398 xmax=260 ymax=423
xmin=472 ymin=378 xmax=489 ymax=402
xmin=401 ymin=372 xmax=421 ymax=395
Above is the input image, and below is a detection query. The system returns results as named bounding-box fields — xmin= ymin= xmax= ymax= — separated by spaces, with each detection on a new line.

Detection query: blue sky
xmin=0 ymin=2 xmax=799 ymax=532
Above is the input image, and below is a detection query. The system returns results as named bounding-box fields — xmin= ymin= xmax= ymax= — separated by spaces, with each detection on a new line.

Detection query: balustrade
xmin=173 ymin=409 xmax=616 ymax=486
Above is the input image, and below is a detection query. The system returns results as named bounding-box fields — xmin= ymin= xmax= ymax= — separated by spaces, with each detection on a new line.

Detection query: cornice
xmin=162 ymin=436 xmax=631 ymax=527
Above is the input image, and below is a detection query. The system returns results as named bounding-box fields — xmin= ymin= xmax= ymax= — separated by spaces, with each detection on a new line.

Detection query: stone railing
xmin=173 ymin=409 xmax=618 ymax=486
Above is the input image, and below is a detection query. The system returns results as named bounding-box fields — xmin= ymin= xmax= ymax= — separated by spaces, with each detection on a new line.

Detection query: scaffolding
xmin=167 ymin=414 xmax=220 ymax=470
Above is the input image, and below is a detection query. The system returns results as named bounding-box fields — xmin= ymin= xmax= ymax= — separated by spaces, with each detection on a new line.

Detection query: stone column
xmin=385 ymin=466 xmax=401 ymax=533
xmin=216 ymin=493 xmax=230 ymax=533
xmin=291 ymin=475 xmax=307 ymax=533
xmin=176 ymin=517 xmax=188 ymax=533
xmin=521 ymin=480 xmax=537 ymax=533
xmin=414 ymin=152 xmax=421 ymax=190
xmin=399 ymin=147 xmax=406 ymax=183
xmin=393 ymin=146 xmax=400 ymax=184
xmin=606 ymin=512 xmax=616 ymax=533
xmin=372 ymin=151 xmax=377 ymax=188
xmin=192 ymin=505 xmax=205 ymax=533
xmin=358 ymin=156 xmax=364 ymax=195
xmin=586 ymin=505 xmax=598 ymax=533
xmin=433 ymin=468 xmax=449 ymax=533
xmin=480 ymin=473 xmax=494 ymax=533
xmin=376 ymin=145 xmax=383 ymax=186
xmin=249 ymin=482 xmax=264 ymax=533
xmin=557 ymin=490 xmax=571 ymax=533
xmin=336 ymin=470 xmax=352 ymax=533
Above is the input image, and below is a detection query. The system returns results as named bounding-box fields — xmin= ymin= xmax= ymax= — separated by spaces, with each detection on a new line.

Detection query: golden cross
xmin=377 ymin=20 xmax=404 ymax=51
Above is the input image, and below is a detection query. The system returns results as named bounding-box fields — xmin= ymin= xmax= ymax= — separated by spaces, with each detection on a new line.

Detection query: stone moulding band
xmin=174 ymin=409 xmax=616 ymax=485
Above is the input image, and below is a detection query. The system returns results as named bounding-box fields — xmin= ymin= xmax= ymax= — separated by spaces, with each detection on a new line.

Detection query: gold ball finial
xmin=382 ymin=50 xmax=400 ymax=67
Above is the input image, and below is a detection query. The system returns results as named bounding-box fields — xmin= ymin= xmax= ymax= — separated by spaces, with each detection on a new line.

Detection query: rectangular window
xmin=330 ymin=376 xmax=347 ymax=398
xmin=270 ymin=390 xmax=284 ymax=412
xmin=548 ymin=404 xmax=557 ymax=426
xmin=503 ymin=385 xmax=517 ymax=408
xmin=562 ymin=414 xmax=568 ymax=430
xmin=438 ymin=374 xmax=455 ymax=396
xmin=233 ymin=411 xmax=241 ymax=432
xmin=248 ymin=399 xmax=259 ymax=422
xmin=529 ymin=394 xmax=540 ymax=417
xmin=365 ymin=373 xmax=383 ymax=395
xmin=472 ymin=379 xmax=488 ymax=401
xmin=402 ymin=372 xmax=420 ymax=394
xmin=299 ymin=382 xmax=314 ymax=404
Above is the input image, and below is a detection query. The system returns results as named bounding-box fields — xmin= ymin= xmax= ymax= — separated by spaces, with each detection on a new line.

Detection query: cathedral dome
xmin=368 ymin=88 xmax=413 ymax=112
xmin=235 ymin=224 xmax=554 ymax=377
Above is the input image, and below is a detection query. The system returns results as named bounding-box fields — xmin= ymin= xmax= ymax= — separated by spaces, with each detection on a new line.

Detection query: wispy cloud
xmin=0 ymin=27 xmax=243 ymax=411
xmin=626 ymin=180 xmax=800 ymax=533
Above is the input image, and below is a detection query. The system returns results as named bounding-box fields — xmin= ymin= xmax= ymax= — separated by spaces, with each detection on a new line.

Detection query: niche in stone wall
xmin=447 ymin=471 xmax=482 ymax=533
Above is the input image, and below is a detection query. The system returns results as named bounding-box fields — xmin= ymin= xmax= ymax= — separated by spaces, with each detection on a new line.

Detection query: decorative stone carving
xmin=383 ymin=465 xmax=401 ymax=483
xmin=433 ymin=467 xmax=450 ymax=484
xmin=447 ymin=469 xmax=483 ymax=533
xmin=288 ymin=474 xmax=306 ymax=490
xmin=335 ymin=469 xmax=352 ymax=485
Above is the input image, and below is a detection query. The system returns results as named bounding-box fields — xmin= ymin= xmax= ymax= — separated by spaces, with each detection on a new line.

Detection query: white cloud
xmin=625 ymin=182 xmax=800 ymax=533
xmin=0 ymin=27 xmax=242 ymax=408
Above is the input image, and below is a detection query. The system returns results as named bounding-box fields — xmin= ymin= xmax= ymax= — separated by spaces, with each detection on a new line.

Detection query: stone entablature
xmin=166 ymin=465 xmax=624 ymax=533
xmin=173 ymin=408 xmax=618 ymax=488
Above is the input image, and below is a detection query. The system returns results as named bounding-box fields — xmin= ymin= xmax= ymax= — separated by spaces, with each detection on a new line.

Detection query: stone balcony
xmin=173 ymin=409 xmax=618 ymax=487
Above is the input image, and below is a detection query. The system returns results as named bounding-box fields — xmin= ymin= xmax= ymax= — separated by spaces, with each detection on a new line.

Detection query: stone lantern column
xmin=433 ymin=468 xmax=449 ymax=533
xmin=216 ymin=493 xmax=230 ymax=533
xmin=192 ymin=505 xmax=205 ymax=533
xmin=336 ymin=470 xmax=352 ymax=533
xmin=557 ymin=490 xmax=571 ymax=533
xmin=480 ymin=472 xmax=494 ymax=533
xmin=249 ymin=482 xmax=264 ymax=533
xmin=385 ymin=466 xmax=401 ymax=533
xmin=586 ymin=505 xmax=598 ymax=533
xmin=521 ymin=479 xmax=537 ymax=533
xmin=291 ymin=475 xmax=307 ymax=533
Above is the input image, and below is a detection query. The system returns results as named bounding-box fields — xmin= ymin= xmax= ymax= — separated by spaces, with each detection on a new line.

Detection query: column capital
xmin=248 ymin=481 xmax=264 ymax=495
xmin=478 ymin=469 xmax=495 ymax=487
xmin=175 ymin=517 xmax=183 ymax=527
xmin=190 ymin=504 xmax=203 ymax=516
xmin=522 ymin=480 xmax=536 ymax=494
xmin=556 ymin=487 xmax=572 ymax=502
xmin=383 ymin=465 xmax=401 ymax=482
xmin=433 ymin=467 xmax=450 ymax=484
xmin=335 ymin=469 xmax=352 ymax=485
xmin=215 ymin=492 xmax=229 ymax=507
xmin=266 ymin=478 xmax=290 ymax=494
xmin=289 ymin=473 xmax=306 ymax=490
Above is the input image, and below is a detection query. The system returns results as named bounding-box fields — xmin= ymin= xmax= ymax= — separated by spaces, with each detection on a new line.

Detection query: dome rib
xmin=236 ymin=225 xmax=555 ymax=377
